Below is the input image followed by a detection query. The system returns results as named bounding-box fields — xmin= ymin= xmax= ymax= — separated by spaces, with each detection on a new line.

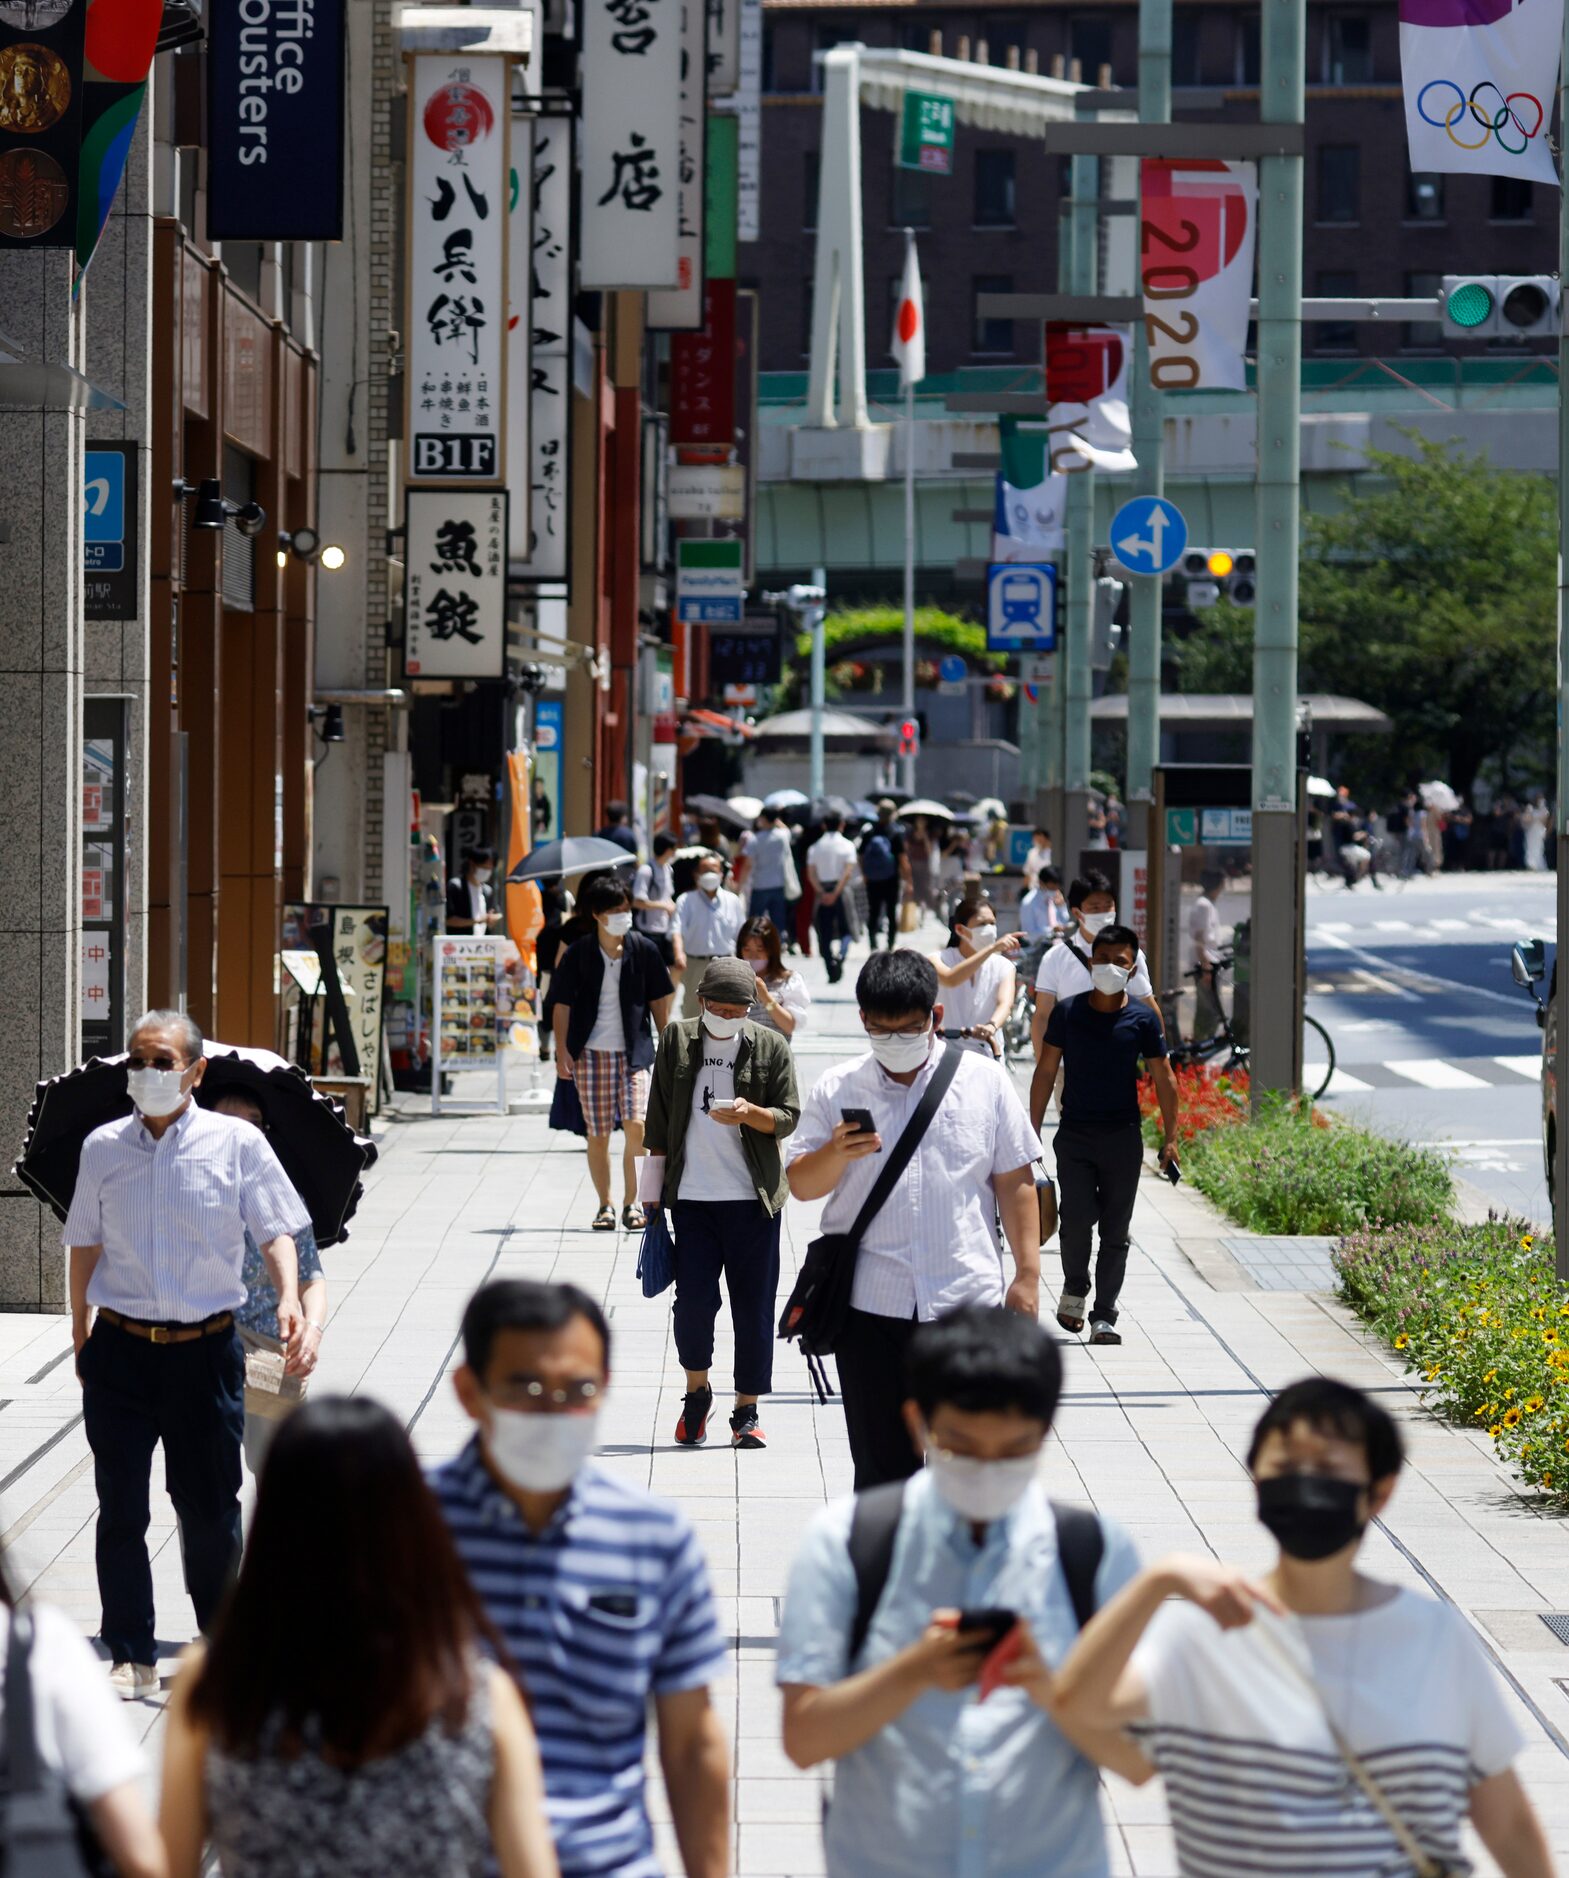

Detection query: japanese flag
xmin=891 ymin=240 xmax=925 ymax=389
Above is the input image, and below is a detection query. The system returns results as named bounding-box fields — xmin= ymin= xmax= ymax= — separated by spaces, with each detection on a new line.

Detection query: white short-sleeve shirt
xmin=0 ymin=1605 xmax=147 ymax=1802
xmin=1035 ymin=934 xmax=1152 ymax=1002
xmin=936 ymin=946 xmax=1015 ymax=1032
xmin=587 ymin=950 xmax=624 ymax=1052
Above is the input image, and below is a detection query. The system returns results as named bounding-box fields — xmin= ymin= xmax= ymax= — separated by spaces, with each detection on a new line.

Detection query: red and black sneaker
xmin=675 ymin=1386 xmax=713 ymax=1447
xmin=730 ymin=1404 xmax=766 ymax=1450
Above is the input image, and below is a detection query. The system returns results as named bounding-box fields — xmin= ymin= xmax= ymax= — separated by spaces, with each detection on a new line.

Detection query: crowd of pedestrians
xmin=1324 ymin=783 xmax=1556 ymax=884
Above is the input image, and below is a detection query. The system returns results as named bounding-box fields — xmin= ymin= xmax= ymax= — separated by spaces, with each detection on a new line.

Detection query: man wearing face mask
xmin=65 ymin=1011 xmax=310 ymax=1696
xmin=673 ymin=854 xmax=745 ymax=1020
xmin=786 ymin=951 xmax=1043 ymax=1490
xmin=1029 ymin=870 xmax=1161 ymax=1068
xmin=777 ymin=1306 xmax=1149 ymax=1878
xmin=436 ymin=1279 xmax=731 ymax=1878
xmin=642 ymin=957 xmax=800 ymax=1450
xmin=446 ymin=844 xmax=502 ymax=932
xmin=1031 ymin=925 xmax=1178 ymax=1346
xmin=1053 ymin=1377 xmax=1553 ymax=1878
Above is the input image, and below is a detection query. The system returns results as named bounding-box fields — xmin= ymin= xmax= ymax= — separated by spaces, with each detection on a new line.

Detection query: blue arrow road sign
xmin=937 ymin=653 xmax=967 ymax=683
xmin=985 ymin=562 xmax=1057 ymax=653
xmin=1110 ymin=495 xmax=1187 ymax=577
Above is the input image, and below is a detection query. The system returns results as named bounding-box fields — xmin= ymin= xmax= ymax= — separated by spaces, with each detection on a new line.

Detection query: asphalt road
xmin=1300 ymin=869 xmax=1555 ymax=1227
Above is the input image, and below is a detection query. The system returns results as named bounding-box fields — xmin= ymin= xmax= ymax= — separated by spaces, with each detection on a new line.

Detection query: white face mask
xmin=602 ymin=910 xmax=633 ymax=938
xmin=745 ymin=956 xmax=768 ymax=976
xmin=474 ymin=867 xmax=493 ymax=884
xmin=127 ymin=1066 xmax=190 ymax=1119
xmin=1091 ymin=962 xmax=1130 ymax=995
xmin=697 ymin=873 xmax=721 ymax=895
xmin=965 ymin=921 xmax=996 ymax=945
xmin=866 ymin=1024 xmax=932 ymax=1073
xmin=926 ymin=1445 xmax=1039 ymax=1524
xmin=1079 ymin=909 xmax=1115 ymax=936
xmin=702 ymin=1009 xmax=746 ymax=1040
xmin=484 ymin=1406 xmax=600 ymax=1494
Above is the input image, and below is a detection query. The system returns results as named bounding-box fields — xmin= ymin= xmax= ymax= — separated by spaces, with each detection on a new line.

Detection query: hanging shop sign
xmin=84 ymin=440 xmax=137 ymax=621
xmin=404 ymin=486 xmax=508 ymax=680
xmin=735 ymin=0 xmax=759 ymax=239
xmin=645 ymin=0 xmax=706 ymax=330
xmin=705 ymin=0 xmax=737 ymax=92
xmin=895 ymin=89 xmax=954 ymax=174
xmin=580 ymin=0 xmax=681 ymax=289
xmin=1139 ymin=158 xmax=1256 ymax=393
xmin=207 ymin=0 xmax=346 ymax=240
xmin=511 ymin=113 xmax=572 ymax=580
xmin=670 ymin=277 xmax=735 ymax=447
xmin=505 ymin=115 xmax=531 ymax=527
xmin=0 ymin=0 xmax=85 ymax=249
xmin=405 ymin=51 xmax=509 ymax=483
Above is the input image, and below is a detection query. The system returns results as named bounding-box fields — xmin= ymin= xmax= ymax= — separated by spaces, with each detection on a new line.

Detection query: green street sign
xmin=1164 ymin=807 xmax=1197 ymax=848
xmin=896 ymin=90 xmax=955 ymax=175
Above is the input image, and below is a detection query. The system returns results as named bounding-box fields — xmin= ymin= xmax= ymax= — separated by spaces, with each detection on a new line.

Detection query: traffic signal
xmin=1179 ymin=548 xmax=1256 ymax=608
xmin=1092 ymin=576 xmax=1124 ymax=670
xmin=1440 ymin=275 xmax=1560 ymax=339
xmin=897 ymin=717 xmax=920 ymax=758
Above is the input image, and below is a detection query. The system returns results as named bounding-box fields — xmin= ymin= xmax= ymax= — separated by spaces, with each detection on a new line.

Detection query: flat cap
xmin=698 ymin=957 xmax=758 ymax=1007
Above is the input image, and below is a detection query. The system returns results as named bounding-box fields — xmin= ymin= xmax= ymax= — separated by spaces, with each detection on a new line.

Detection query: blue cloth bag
xmin=637 ymin=1207 xmax=675 ymax=1298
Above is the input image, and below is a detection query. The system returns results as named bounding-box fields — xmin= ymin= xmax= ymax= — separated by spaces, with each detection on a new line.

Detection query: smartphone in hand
xmin=958 ymin=1608 xmax=1023 ymax=1702
xmin=840 ymin=1107 xmax=875 ymax=1136
xmin=1165 ymin=1157 xmax=1182 ymax=1185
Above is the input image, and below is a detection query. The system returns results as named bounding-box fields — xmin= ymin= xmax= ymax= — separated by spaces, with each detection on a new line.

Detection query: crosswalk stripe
xmin=1491 ymin=1055 xmax=1544 ymax=1080
xmin=1374 ymin=920 xmax=1412 ymax=931
xmin=1317 ymin=921 xmax=1353 ymax=933
xmin=1306 ymin=1066 xmax=1375 ymax=1094
xmin=1386 ymin=1058 xmax=1492 ymax=1090
xmin=1431 ymin=918 xmax=1471 ymax=931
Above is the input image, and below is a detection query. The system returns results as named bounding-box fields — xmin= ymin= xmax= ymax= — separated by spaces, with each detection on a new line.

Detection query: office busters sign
xmin=208 ymin=0 xmax=345 ymax=240
xmin=406 ymin=54 xmax=509 ymax=484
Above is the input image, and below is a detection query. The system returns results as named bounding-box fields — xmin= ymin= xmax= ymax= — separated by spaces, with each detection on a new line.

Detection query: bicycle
xmin=1166 ymin=954 xmax=1336 ymax=1102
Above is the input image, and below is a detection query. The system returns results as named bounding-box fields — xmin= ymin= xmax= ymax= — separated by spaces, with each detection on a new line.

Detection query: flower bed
xmin=1335 ymin=1220 xmax=1569 ymax=1498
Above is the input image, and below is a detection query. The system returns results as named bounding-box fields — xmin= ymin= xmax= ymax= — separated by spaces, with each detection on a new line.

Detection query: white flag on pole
xmin=891 ymin=238 xmax=926 ymax=389
xmin=1398 ymin=0 xmax=1561 ymax=185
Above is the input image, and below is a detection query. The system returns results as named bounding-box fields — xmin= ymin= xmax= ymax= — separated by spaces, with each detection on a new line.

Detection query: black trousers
xmin=1055 ymin=1122 xmax=1144 ymax=1324
xmin=835 ymin=1308 xmax=922 ymax=1490
xmin=670 ymin=1199 xmax=781 ymax=1395
xmin=864 ymin=880 xmax=900 ymax=949
xmin=813 ymin=899 xmax=850 ymax=977
xmin=79 ymin=1318 xmax=245 ymax=1665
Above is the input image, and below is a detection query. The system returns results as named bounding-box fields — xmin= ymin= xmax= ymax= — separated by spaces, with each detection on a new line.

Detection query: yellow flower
xmin=1394 ymin=1333 xmax=1409 ymax=1350
xmin=1546 ymin=1331 xmax=1561 ymax=1346
xmin=1504 ymin=1406 xmax=1523 ymax=1427
xmin=1490 ymin=1424 xmax=1504 ymax=1438
xmin=1523 ymin=1235 xmax=1535 ymax=1249
xmin=1424 ymin=1366 xmax=1442 ymax=1382
xmin=1532 ymin=1306 xmax=1547 ymax=1321
xmin=1526 ymin=1395 xmax=1546 ymax=1414
xmin=1484 ymin=1368 xmax=1498 ymax=1382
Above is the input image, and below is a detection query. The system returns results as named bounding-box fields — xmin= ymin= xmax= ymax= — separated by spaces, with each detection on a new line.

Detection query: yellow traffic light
xmin=1206 ymin=550 xmax=1234 ymax=578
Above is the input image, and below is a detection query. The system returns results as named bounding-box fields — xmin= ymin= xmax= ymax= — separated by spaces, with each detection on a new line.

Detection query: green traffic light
xmin=1446 ymin=280 xmax=1494 ymax=329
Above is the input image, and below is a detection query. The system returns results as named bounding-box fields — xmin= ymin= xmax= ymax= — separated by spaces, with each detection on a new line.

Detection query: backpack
xmin=861 ymin=832 xmax=897 ymax=882
xmin=845 ymin=1480 xmax=1104 ymax=1662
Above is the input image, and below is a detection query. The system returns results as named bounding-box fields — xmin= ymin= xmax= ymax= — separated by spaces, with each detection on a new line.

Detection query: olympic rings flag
xmin=1399 ymin=0 xmax=1562 ymax=185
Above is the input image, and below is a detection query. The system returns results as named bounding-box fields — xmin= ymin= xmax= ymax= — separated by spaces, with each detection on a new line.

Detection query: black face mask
xmin=1256 ymin=1473 xmax=1366 ymax=1561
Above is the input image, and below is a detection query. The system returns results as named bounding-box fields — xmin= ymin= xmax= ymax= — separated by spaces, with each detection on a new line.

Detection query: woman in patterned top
xmin=159 ymin=1396 xmax=558 ymax=1878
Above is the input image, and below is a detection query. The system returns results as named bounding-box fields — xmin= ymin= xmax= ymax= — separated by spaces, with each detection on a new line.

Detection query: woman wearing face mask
xmin=1052 ymin=1377 xmax=1554 ymax=1878
xmin=737 ymin=915 xmax=811 ymax=1042
xmin=641 ymin=957 xmax=801 ymax=1450
xmin=159 ymin=1396 xmax=558 ymax=1878
xmin=1029 ymin=870 xmax=1162 ymax=1072
xmin=930 ymin=896 xmax=1025 ymax=1058
xmin=446 ymin=846 xmax=502 ymax=934
xmin=673 ymin=855 xmax=746 ymax=1021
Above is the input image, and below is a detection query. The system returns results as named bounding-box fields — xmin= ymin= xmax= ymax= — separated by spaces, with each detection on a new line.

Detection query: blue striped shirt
xmin=62 ymin=1106 xmax=311 ymax=1322
xmin=432 ymin=1440 xmax=728 ymax=1878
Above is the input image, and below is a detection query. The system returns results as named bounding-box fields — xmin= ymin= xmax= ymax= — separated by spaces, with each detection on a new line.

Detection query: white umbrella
xmin=899 ymin=798 xmax=956 ymax=820
xmin=763 ymin=787 xmax=810 ymax=811
xmin=1420 ymin=780 xmax=1460 ymax=813
xmin=1307 ymin=775 xmax=1336 ymax=799
xmin=727 ymin=794 xmax=762 ymax=819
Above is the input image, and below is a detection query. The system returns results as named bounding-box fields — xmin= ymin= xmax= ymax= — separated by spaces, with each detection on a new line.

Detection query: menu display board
xmin=432 ymin=934 xmax=508 ymax=1113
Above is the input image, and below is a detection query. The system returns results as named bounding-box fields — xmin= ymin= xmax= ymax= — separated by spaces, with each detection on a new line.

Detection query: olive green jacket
xmin=643 ymin=1018 xmax=800 ymax=1216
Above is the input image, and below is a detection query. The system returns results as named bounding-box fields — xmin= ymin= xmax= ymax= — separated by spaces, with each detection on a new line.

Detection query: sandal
xmin=591 ymin=1204 xmax=617 ymax=1231
xmin=622 ymin=1203 xmax=646 ymax=1232
xmin=1056 ymin=1291 xmax=1087 ymax=1336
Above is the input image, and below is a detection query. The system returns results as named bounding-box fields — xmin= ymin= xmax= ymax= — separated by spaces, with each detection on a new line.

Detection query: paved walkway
xmin=2 ymin=917 xmax=1568 ymax=1874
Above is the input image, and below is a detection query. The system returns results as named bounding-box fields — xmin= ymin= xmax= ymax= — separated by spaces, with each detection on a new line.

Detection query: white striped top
xmin=62 ymin=1106 xmax=311 ymax=1322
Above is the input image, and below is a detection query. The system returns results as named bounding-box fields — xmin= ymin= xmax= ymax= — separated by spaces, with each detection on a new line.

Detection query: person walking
xmin=674 ymin=855 xmax=745 ymax=1019
xmin=632 ymin=831 xmax=684 ymax=979
xmin=550 ymin=876 xmax=675 ymax=1232
xmin=66 ymin=1010 xmax=310 ymax=1696
xmin=208 ymin=1090 xmax=327 ymax=1475
xmin=738 ymin=914 xmax=811 ymax=1041
xmin=777 ymin=1306 xmax=1148 ymax=1878
xmin=858 ymin=801 xmax=910 ymax=951
xmin=1018 ymin=866 xmax=1067 ymax=943
xmin=1021 ymin=825 xmax=1053 ymax=890
xmin=807 ymin=811 xmax=858 ymax=983
xmin=1188 ymin=868 xmax=1227 ymax=1038
xmin=159 ymin=1396 xmax=557 ymax=1878
xmin=447 ymin=846 xmax=502 ymax=933
xmin=1053 ymin=1377 xmax=1554 ymax=1878
xmin=1029 ymin=870 xmax=1160 ymax=1065
xmin=930 ymin=894 xmax=1022 ymax=1058
xmin=594 ymin=799 xmax=639 ymax=855
xmin=436 ymin=1280 xmax=731 ymax=1878
xmin=738 ymin=806 xmax=794 ymax=935
xmin=643 ymin=957 xmax=801 ymax=1451
xmin=785 ymin=951 xmax=1043 ymax=1490
xmin=1524 ymin=795 xmax=1551 ymax=871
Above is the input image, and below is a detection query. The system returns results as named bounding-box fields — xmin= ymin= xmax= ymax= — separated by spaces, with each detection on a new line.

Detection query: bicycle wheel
xmin=1303 ymin=1014 xmax=1335 ymax=1101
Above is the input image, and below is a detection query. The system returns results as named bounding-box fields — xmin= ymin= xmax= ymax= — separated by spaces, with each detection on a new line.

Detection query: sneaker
xmin=108 ymin=1661 xmax=159 ymax=1696
xmin=730 ymin=1404 xmax=766 ymax=1450
xmin=1088 ymin=1319 xmax=1122 ymax=1346
xmin=675 ymin=1385 xmax=713 ymax=1447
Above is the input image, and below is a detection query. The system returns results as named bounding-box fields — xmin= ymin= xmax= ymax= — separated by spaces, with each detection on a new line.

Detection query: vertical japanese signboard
xmin=645 ymin=0 xmax=706 ymax=330
xmin=670 ymin=278 xmax=736 ymax=448
xmin=512 ymin=115 xmax=572 ymax=581
xmin=0 ymin=0 xmax=86 ymax=249
xmin=580 ymin=0 xmax=681 ymax=288
xmin=405 ymin=52 xmax=509 ymax=483
xmin=328 ymin=906 xmax=388 ymax=1105
xmin=84 ymin=441 xmax=137 ymax=621
xmin=505 ymin=118 xmax=532 ymax=525
xmin=895 ymin=90 xmax=954 ymax=173
xmin=207 ymin=0 xmax=346 ymax=240
xmin=735 ymin=0 xmax=760 ymax=241
xmin=706 ymin=0 xmax=738 ymax=92
xmin=404 ymin=487 xmax=508 ymax=679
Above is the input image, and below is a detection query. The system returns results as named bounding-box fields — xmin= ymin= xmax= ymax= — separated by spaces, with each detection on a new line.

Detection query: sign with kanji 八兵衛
xmin=670 ymin=277 xmax=736 ymax=447
xmin=404 ymin=487 xmax=508 ymax=679
xmin=405 ymin=53 xmax=509 ymax=484
xmin=84 ymin=442 xmax=138 ymax=620
xmin=580 ymin=0 xmax=681 ymax=289
xmin=895 ymin=89 xmax=954 ymax=174
xmin=645 ymin=0 xmax=707 ymax=330
xmin=511 ymin=114 xmax=572 ymax=581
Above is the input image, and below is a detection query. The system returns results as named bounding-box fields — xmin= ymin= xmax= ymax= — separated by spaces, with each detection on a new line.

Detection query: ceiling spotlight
xmin=320 ymin=543 xmax=347 ymax=572
xmin=308 ymin=702 xmax=346 ymax=743
xmin=191 ymin=477 xmax=228 ymax=530
xmin=175 ymin=475 xmax=266 ymax=537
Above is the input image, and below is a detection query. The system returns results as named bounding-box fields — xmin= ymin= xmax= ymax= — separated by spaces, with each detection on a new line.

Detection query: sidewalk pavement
xmin=2 ymin=914 xmax=1567 ymax=1875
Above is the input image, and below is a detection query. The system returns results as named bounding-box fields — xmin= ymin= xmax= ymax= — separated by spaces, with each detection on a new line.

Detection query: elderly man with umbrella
xmin=62 ymin=1009 xmax=312 ymax=1696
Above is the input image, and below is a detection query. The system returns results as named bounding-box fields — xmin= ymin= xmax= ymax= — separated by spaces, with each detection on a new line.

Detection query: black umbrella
xmin=685 ymin=794 xmax=754 ymax=832
xmin=508 ymin=836 xmax=639 ymax=884
xmin=15 ymin=1042 xmax=378 ymax=1248
xmin=810 ymin=795 xmax=854 ymax=821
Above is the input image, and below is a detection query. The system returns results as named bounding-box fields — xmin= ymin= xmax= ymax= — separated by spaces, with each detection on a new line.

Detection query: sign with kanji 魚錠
xmin=405 ymin=53 xmax=508 ymax=484
xmin=895 ymin=89 xmax=954 ymax=174
xmin=580 ymin=0 xmax=681 ymax=289
xmin=404 ymin=487 xmax=508 ymax=679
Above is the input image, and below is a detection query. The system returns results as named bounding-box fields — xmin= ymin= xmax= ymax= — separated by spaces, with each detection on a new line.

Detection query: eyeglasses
xmin=126 ymin=1054 xmax=187 ymax=1072
xmin=494 ymin=1378 xmax=601 ymax=1411
xmin=862 ymin=1020 xmax=931 ymax=1040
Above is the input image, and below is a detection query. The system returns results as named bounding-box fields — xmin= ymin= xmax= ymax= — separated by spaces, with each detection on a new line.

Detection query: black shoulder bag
xmin=1 ymin=1612 xmax=110 ymax=1878
xmin=778 ymin=1044 xmax=962 ymax=1397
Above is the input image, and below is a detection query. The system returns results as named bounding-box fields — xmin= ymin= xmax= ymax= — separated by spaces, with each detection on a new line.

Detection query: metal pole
xmin=902 ymin=232 xmax=918 ymax=794
xmin=809 ymin=560 xmax=827 ymax=802
xmin=1249 ymin=0 xmax=1305 ymax=1104
xmin=1126 ymin=0 xmax=1171 ymax=811
xmin=1061 ymin=134 xmax=1099 ymax=870
xmin=1555 ymin=0 xmax=1569 ymax=1279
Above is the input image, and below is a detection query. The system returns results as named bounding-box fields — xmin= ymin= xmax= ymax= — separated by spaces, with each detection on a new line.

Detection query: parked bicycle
xmin=1167 ymin=953 xmax=1336 ymax=1102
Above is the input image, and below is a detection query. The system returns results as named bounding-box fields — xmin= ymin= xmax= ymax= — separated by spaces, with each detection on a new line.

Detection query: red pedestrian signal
xmin=898 ymin=718 xmax=920 ymax=758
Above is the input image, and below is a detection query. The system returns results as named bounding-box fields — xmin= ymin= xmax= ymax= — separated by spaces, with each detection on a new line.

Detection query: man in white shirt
xmin=1022 ymin=827 xmax=1053 ymax=892
xmin=1030 ymin=869 xmax=1161 ymax=1063
xmin=1188 ymin=868 xmax=1227 ymax=1037
xmin=807 ymin=811 xmax=859 ymax=983
xmin=786 ymin=950 xmax=1043 ymax=1489
xmin=1019 ymin=867 xmax=1067 ymax=941
xmin=674 ymin=855 xmax=746 ymax=1018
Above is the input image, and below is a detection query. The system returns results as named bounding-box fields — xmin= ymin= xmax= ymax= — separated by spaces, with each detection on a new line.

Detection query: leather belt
xmin=97 ymin=1308 xmax=234 ymax=1345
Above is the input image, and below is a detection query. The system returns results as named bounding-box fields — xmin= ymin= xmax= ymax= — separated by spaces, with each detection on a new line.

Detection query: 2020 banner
xmin=1139 ymin=158 xmax=1256 ymax=394
xmin=1399 ymin=0 xmax=1561 ymax=185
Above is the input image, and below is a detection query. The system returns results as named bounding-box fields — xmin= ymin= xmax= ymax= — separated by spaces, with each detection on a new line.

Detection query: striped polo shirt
xmin=432 ymin=1440 xmax=729 ymax=1878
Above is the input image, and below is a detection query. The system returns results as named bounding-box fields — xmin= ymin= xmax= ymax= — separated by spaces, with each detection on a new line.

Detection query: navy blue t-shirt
xmin=1045 ymin=992 xmax=1166 ymax=1127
